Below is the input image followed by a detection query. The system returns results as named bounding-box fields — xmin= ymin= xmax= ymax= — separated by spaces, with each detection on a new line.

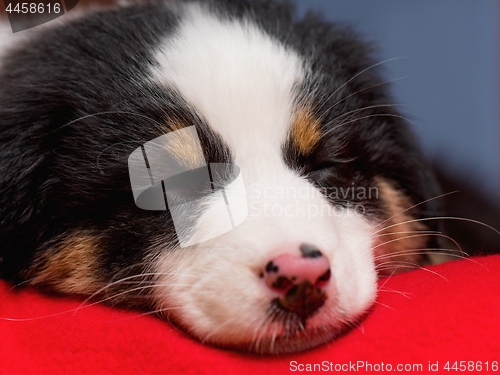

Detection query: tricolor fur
xmin=0 ymin=0 xmax=440 ymax=353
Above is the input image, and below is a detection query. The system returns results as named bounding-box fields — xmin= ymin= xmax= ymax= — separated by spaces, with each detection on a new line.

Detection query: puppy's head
xmin=140 ymin=2 xmax=438 ymax=352
xmin=0 ymin=1 xmax=439 ymax=353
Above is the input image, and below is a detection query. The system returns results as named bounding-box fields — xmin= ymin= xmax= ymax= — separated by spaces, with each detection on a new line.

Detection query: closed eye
xmin=308 ymin=156 xmax=357 ymax=173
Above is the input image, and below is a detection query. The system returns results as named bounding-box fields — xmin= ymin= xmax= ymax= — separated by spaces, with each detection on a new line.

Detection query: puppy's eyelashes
xmin=306 ymin=157 xmax=358 ymax=173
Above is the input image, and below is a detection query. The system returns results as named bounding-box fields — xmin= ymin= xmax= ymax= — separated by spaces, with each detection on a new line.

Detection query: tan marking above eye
xmin=164 ymin=116 xmax=188 ymax=133
xmin=161 ymin=118 xmax=206 ymax=171
xmin=374 ymin=177 xmax=429 ymax=276
xmin=166 ymin=128 xmax=206 ymax=170
xmin=291 ymin=106 xmax=321 ymax=155
xmin=29 ymin=231 xmax=104 ymax=295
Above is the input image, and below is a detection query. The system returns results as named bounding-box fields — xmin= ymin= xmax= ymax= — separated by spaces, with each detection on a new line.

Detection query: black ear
xmin=432 ymin=164 xmax=500 ymax=256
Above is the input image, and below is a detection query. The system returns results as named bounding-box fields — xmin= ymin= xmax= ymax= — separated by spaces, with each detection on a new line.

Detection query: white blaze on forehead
xmin=151 ymin=3 xmax=305 ymax=166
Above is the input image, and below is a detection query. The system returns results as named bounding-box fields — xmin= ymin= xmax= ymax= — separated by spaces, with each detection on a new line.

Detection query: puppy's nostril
xmin=276 ymin=281 xmax=327 ymax=319
xmin=299 ymin=243 xmax=323 ymax=258
xmin=272 ymin=276 xmax=293 ymax=290
xmin=317 ymin=269 xmax=331 ymax=283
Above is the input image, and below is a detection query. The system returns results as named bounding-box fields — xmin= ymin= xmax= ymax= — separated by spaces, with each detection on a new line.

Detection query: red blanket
xmin=1 ymin=255 xmax=499 ymax=375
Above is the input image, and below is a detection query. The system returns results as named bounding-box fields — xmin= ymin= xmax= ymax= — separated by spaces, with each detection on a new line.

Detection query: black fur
xmin=0 ymin=3 xmax=235 ymax=285
xmin=0 ymin=0 xmax=439 ymax=298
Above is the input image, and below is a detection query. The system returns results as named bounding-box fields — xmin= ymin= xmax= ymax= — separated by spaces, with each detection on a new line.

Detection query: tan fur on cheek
xmin=374 ymin=178 xmax=429 ymax=276
xmin=291 ymin=106 xmax=321 ymax=155
xmin=30 ymin=232 xmax=104 ymax=295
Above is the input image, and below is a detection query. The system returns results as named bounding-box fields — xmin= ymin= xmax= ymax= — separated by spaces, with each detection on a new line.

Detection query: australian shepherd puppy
xmin=0 ymin=0 xmax=440 ymax=353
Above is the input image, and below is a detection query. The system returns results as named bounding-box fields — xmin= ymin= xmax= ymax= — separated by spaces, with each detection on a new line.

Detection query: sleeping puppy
xmin=0 ymin=0 xmax=440 ymax=353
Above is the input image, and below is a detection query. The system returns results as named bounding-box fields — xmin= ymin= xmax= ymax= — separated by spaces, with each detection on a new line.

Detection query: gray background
xmin=293 ymin=0 xmax=499 ymax=203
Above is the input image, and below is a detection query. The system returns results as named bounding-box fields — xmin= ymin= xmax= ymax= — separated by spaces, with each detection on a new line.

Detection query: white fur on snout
xmin=154 ymin=170 xmax=377 ymax=346
xmin=150 ymin=2 xmax=378 ymax=350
